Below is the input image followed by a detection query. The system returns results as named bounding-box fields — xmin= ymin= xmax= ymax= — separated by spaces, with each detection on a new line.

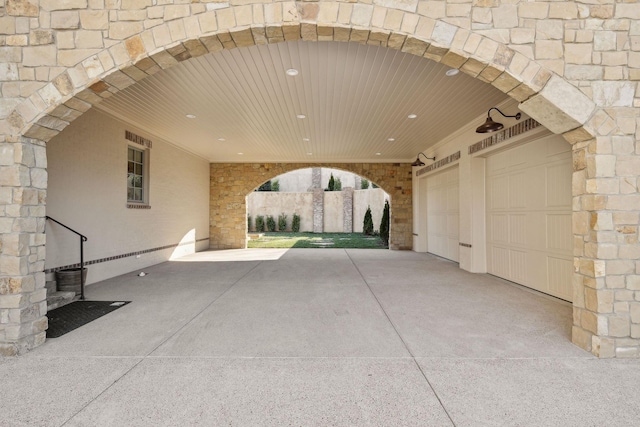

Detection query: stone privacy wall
xmin=211 ymin=163 xmax=413 ymax=250
xmin=0 ymin=0 xmax=638 ymax=356
xmin=248 ymin=188 xmax=377 ymax=233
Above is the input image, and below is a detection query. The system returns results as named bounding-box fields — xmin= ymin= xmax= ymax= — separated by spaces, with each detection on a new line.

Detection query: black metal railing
xmin=45 ymin=216 xmax=88 ymax=300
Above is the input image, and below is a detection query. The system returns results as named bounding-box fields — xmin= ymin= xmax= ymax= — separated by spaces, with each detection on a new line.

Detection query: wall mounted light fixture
xmin=475 ymin=108 xmax=522 ymax=133
xmin=411 ymin=152 xmax=436 ymax=167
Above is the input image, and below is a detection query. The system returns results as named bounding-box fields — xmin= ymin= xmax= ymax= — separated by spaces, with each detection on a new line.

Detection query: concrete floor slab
xmin=3 ymin=249 xmax=637 ymax=426
xmin=36 ymin=258 xmax=260 ymax=357
xmin=368 ymin=276 xmax=588 ymax=358
xmin=417 ymin=357 xmax=640 ymax=427
xmin=152 ymin=279 xmax=409 ymax=357
xmin=65 ymin=357 xmax=453 ymax=427
xmin=0 ymin=355 xmax=140 ymax=427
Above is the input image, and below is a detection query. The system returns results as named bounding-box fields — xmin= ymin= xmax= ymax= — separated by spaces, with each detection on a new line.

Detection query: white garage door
xmin=486 ymin=135 xmax=573 ymax=301
xmin=427 ymin=166 xmax=459 ymax=262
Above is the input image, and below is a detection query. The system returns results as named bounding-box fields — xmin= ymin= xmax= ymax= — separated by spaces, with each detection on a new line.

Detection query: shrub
xmin=257 ymin=181 xmax=271 ymax=191
xmin=334 ymin=177 xmax=342 ymax=191
xmin=372 ymin=182 xmax=379 ymax=189
xmin=266 ymin=215 xmax=276 ymax=232
xmin=380 ymin=200 xmax=390 ymax=245
xmin=363 ymin=206 xmax=374 ymax=235
xmin=292 ymin=213 xmax=301 ymax=232
xmin=272 ymin=179 xmax=280 ymax=192
xmin=327 ymin=174 xmax=335 ymax=191
xmin=255 ymin=215 xmax=265 ymax=232
xmin=361 ymin=179 xmax=369 ymax=189
xmin=278 ymin=213 xmax=287 ymax=231
xmin=247 ymin=214 xmax=252 ymax=232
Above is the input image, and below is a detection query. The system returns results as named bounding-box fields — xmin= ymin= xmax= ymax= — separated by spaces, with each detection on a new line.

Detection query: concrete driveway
xmin=2 ymin=249 xmax=639 ymax=426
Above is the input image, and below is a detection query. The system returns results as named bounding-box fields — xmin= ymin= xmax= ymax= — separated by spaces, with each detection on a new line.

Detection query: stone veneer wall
xmin=0 ymin=0 xmax=637 ymax=357
xmin=210 ymin=163 xmax=413 ymax=250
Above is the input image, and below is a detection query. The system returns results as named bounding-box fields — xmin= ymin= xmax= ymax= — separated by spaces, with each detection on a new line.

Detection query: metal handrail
xmin=45 ymin=216 xmax=88 ymax=300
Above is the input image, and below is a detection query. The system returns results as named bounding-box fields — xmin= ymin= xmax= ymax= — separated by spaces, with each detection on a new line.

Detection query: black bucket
xmin=55 ymin=268 xmax=87 ymax=295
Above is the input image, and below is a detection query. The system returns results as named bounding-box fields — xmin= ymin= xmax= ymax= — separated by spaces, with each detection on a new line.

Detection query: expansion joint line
xmin=60 ymin=261 xmax=264 ymax=426
xmin=345 ymin=250 xmax=457 ymax=427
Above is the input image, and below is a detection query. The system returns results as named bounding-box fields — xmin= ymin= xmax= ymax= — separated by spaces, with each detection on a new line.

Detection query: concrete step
xmin=45 ymin=280 xmax=57 ymax=294
xmin=46 ymin=291 xmax=78 ymax=312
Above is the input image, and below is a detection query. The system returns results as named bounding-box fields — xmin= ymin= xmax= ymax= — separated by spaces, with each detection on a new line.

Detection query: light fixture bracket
xmin=476 ymin=107 xmax=521 ymax=133
xmin=411 ymin=152 xmax=436 ymax=167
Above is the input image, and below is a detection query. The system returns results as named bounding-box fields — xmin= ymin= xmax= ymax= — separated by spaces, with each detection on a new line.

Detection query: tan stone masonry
xmin=210 ymin=163 xmax=413 ymax=250
xmin=0 ymin=0 xmax=638 ymax=357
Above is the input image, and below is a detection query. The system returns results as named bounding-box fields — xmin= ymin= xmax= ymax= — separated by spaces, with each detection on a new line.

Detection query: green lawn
xmin=247 ymin=232 xmax=387 ymax=249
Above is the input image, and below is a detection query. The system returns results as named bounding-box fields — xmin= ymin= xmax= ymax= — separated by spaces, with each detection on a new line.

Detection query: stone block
xmin=110 ymin=21 xmax=144 ymax=40
xmin=520 ymin=76 xmax=596 ymax=134
xmin=594 ymin=31 xmax=616 ymax=51
xmin=22 ymin=45 xmax=57 ymax=67
xmin=628 ymin=275 xmax=640 ymax=291
xmin=592 ymin=82 xmax=635 ymax=107
xmin=7 ymin=0 xmax=39 ymax=17
xmin=630 ymin=303 xmax=640 ymax=323
xmin=30 ymin=29 xmax=54 ymax=45
xmin=592 ymin=335 xmax=615 ymax=358
xmin=51 ymin=11 xmax=80 ymax=29
xmin=609 ymin=315 xmax=630 ymax=337
xmin=80 ymin=10 xmax=109 ymax=30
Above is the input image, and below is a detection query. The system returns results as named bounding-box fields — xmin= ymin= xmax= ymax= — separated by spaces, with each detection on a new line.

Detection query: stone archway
xmin=0 ymin=2 xmax=638 ymax=357
xmin=210 ymin=162 xmax=411 ymax=250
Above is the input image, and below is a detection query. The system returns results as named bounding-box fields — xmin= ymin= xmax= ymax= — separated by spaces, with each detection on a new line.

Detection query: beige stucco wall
xmin=272 ymin=168 xmax=373 ymax=192
xmin=248 ymin=187 xmax=388 ymax=233
xmin=323 ymin=191 xmax=343 ymax=232
xmin=247 ymin=191 xmax=314 ymax=232
xmin=46 ymin=109 xmax=210 ymax=285
xmin=270 ymin=169 xmax=314 ymax=192
xmin=354 ymin=188 xmax=388 ymax=233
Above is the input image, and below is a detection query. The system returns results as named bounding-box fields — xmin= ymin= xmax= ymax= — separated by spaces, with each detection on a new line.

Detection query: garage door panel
xmin=491 ymin=214 xmax=509 ymax=242
xmin=427 ymin=166 xmax=459 ymax=262
xmin=491 ymin=246 xmax=510 ymax=277
xmin=546 ymin=163 xmax=572 ymax=208
xmin=546 ymin=214 xmax=572 ymax=252
xmin=508 ymin=173 xmax=528 ymax=208
xmin=489 ymin=176 xmax=509 ymax=209
xmin=548 ymin=256 xmax=573 ymax=301
xmin=448 ymin=214 xmax=459 ymax=237
xmin=510 ymin=250 xmax=528 ymax=284
xmin=509 ymin=214 xmax=528 ymax=246
xmin=487 ymin=135 xmax=572 ymax=301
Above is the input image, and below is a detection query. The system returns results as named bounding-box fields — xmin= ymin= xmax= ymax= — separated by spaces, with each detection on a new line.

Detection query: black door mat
xmin=47 ymin=301 xmax=131 ymax=338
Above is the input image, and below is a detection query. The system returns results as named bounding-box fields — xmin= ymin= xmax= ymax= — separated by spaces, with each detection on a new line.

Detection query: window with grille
xmin=127 ymin=147 xmax=145 ymax=203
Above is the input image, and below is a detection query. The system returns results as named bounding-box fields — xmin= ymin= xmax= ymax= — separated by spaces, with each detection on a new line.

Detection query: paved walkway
xmin=2 ymin=249 xmax=639 ymax=426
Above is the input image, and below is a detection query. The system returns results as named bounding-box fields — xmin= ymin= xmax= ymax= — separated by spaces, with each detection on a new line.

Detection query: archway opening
xmin=246 ymin=167 xmax=391 ymax=249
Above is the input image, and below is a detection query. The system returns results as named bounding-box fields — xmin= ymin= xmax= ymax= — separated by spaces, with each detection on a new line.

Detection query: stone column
xmin=312 ymin=188 xmax=324 ymax=233
xmin=0 ymin=136 xmax=48 ymax=355
xmin=571 ymin=132 xmax=640 ymax=358
xmin=312 ymin=168 xmax=321 ymax=189
xmin=343 ymin=187 xmax=354 ymax=233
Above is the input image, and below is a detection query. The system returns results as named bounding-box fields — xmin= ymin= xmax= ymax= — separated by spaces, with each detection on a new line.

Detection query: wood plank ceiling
xmin=96 ymin=40 xmax=510 ymax=163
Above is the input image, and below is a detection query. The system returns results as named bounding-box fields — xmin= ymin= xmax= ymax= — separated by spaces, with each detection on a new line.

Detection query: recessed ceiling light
xmin=408 ymin=114 xmax=417 ymax=119
xmin=296 ymin=114 xmax=306 ymax=119
xmin=186 ymin=114 xmax=196 ymax=119
xmin=446 ymin=69 xmax=460 ymax=77
xmin=387 ymin=138 xmax=395 ymax=142
xmin=217 ymin=138 xmax=226 ymax=142
xmin=286 ymin=68 xmax=299 ymax=76
xmin=307 ymin=152 xmax=312 ymax=155
xmin=237 ymin=152 xmax=243 ymax=155
xmin=302 ymin=137 xmax=310 ymax=142
xmin=375 ymin=152 xmax=381 ymax=156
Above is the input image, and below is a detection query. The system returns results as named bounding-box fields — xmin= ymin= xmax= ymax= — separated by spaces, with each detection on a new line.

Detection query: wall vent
xmin=468 ymin=118 xmax=540 ymax=155
xmin=125 ymin=130 xmax=153 ymax=148
xmin=416 ymin=151 xmax=461 ymax=176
